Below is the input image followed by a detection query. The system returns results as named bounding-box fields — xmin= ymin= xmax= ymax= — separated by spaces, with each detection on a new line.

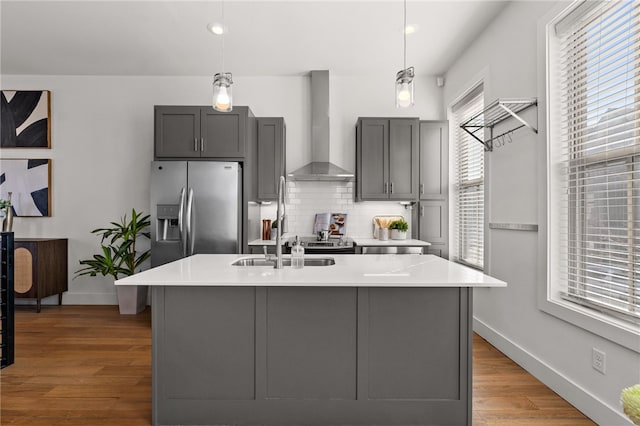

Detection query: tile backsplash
xmin=257 ymin=181 xmax=411 ymax=239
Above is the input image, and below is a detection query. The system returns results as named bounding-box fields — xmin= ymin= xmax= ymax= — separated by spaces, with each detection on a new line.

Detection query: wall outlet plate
xmin=592 ymin=348 xmax=606 ymax=374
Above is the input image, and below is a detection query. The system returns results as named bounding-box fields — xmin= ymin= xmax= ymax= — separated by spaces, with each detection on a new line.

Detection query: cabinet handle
xmin=194 ymin=138 xmax=198 ymax=152
xmin=384 ymin=182 xmax=388 ymax=194
xmin=390 ymin=182 xmax=394 ymax=194
xmin=200 ymin=138 xmax=204 ymax=152
xmin=420 ymin=183 xmax=424 ymax=195
xmin=421 ymin=206 xmax=424 ymax=217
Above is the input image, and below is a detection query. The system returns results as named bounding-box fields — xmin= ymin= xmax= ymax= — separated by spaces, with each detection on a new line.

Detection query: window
xmin=550 ymin=0 xmax=639 ymax=324
xmin=452 ymin=86 xmax=484 ymax=270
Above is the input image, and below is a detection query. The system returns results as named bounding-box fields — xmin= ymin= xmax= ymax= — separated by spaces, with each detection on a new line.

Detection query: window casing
xmin=550 ymin=0 xmax=639 ymax=324
xmin=452 ymin=88 xmax=485 ymax=270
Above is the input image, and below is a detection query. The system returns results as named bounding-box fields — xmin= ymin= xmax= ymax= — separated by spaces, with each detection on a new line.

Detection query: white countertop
xmin=352 ymin=238 xmax=431 ymax=247
xmin=116 ymin=254 xmax=506 ymax=288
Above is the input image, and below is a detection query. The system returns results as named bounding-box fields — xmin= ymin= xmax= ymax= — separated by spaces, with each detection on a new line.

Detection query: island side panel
xmin=153 ymin=286 xmax=256 ymax=424
xmin=264 ymin=287 xmax=357 ymax=399
xmin=367 ymin=287 xmax=461 ymax=400
xmin=357 ymin=287 xmax=470 ymax=426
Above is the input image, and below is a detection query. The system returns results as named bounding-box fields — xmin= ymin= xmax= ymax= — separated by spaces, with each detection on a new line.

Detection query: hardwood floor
xmin=1 ymin=305 xmax=596 ymax=425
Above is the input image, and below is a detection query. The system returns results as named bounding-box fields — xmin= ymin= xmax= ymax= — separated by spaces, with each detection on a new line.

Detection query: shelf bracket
xmin=459 ymin=98 xmax=537 ymax=152
xmin=497 ymin=102 xmax=538 ymax=134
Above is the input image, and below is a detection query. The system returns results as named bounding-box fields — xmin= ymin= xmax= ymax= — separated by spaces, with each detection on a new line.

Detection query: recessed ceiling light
xmin=207 ymin=23 xmax=225 ymax=35
xmin=404 ymin=24 xmax=418 ymax=34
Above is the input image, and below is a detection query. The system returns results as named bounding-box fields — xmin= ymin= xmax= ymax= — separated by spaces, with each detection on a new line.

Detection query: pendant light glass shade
xmin=213 ymin=72 xmax=233 ymax=112
xmin=395 ymin=67 xmax=414 ymax=108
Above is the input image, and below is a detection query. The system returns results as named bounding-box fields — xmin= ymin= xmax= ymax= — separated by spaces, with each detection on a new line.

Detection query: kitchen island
xmin=116 ymin=254 xmax=506 ymax=426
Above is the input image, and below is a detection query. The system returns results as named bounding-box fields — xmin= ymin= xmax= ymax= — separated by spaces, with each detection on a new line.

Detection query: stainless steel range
xmin=285 ymin=236 xmax=355 ymax=254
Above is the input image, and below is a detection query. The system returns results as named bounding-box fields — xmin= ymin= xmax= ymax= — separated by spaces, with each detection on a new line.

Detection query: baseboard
xmin=473 ymin=317 xmax=631 ymax=426
xmin=15 ymin=292 xmax=119 ymax=306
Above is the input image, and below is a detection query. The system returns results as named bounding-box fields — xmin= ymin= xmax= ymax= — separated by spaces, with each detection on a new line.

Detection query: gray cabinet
xmin=248 ymin=245 xmax=276 ymax=255
xmin=155 ymin=106 xmax=251 ymax=159
xmin=256 ymin=118 xmax=286 ymax=201
xmin=152 ymin=285 xmax=472 ymax=425
xmin=418 ymin=121 xmax=449 ymax=258
xmin=356 ymin=118 xmax=419 ymax=201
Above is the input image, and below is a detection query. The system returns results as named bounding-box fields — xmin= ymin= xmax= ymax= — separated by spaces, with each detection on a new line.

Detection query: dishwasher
xmin=358 ymin=246 xmax=424 ymax=255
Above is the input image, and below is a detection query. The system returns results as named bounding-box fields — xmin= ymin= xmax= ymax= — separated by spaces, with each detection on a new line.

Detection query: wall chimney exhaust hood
xmin=287 ymin=70 xmax=355 ymax=181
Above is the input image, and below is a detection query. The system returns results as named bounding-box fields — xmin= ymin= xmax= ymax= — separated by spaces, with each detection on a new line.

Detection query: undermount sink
xmin=231 ymin=257 xmax=335 ymax=267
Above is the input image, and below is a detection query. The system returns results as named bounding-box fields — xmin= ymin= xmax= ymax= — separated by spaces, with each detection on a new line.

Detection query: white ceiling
xmin=0 ymin=1 xmax=508 ymax=77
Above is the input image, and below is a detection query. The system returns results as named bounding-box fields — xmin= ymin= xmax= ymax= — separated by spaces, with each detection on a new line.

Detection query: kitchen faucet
xmin=274 ymin=175 xmax=286 ymax=269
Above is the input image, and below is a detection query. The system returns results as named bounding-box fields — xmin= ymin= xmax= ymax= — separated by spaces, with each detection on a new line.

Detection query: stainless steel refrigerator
xmin=150 ymin=161 xmax=242 ymax=267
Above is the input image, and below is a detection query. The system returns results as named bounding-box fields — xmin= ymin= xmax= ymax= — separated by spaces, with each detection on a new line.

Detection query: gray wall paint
xmin=443 ymin=2 xmax=639 ymax=425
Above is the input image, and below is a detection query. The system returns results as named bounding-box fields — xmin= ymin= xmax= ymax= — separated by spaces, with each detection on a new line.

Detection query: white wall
xmin=443 ymin=2 xmax=639 ymax=425
xmin=2 ymin=72 xmax=442 ymax=305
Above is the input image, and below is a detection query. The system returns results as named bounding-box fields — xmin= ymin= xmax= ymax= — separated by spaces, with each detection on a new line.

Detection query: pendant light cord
xmin=221 ymin=0 xmax=225 ymax=73
xmin=403 ymin=0 xmax=406 ymax=71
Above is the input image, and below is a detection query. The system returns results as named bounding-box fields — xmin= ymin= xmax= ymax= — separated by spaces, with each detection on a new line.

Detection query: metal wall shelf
xmin=460 ymin=98 xmax=538 ymax=151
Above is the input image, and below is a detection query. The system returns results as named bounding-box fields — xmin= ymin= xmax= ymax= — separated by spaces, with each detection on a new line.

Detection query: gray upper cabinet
xmin=155 ymin=106 xmax=250 ymax=159
xmin=356 ymin=118 xmax=418 ymax=201
xmin=418 ymin=121 xmax=449 ymax=259
xmin=419 ymin=121 xmax=449 ymax=200
xmin=155 ymin=106 xmax=202 ymax=158
xmin=256 ymin=118 xmax=286 ymax=201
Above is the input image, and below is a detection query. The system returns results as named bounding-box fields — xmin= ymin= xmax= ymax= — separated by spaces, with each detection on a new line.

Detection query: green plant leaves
xmin=388 ymin=219 xmax=408 ymax=232
xmin=74 ymin=208 xmax=151 ymax=281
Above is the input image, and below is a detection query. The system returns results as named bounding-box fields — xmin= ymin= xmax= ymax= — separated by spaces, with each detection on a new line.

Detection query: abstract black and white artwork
xmin=0 ymin=159 xmax=51 ymax=217
xmin=1 ymin=90 xmax=51 ymax=148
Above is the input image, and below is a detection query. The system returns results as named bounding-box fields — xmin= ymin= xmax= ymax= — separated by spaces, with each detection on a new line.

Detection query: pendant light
xmin=395 ymin=0 xmax=414 ymax=108
xmin=212 ymin=0 xmax=233 ymax=112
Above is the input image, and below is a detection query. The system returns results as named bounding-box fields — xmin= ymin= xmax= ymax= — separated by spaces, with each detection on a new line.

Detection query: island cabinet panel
xmin=152 ymin=286 xmax=471 ymax=426
xmin=366 ymin=288 xmax=460 ymax=400
xmin=159 ymin=287 xmax=256 ymax=400
xmin=264 ymin=287 xmax=357 ymax=399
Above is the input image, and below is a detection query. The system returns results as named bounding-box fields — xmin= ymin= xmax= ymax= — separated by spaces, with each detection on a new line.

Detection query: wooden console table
xmin=15 ymin=238 xmax=68 ymax=312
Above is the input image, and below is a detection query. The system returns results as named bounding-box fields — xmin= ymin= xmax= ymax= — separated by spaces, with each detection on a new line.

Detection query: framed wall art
xmin=0 ymin=159 xmax=51 ymax=217
xmin=1 ymin=90 xmax=51 ymax=148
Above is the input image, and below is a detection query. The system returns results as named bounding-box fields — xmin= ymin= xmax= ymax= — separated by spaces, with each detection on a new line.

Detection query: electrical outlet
xmin=592 ymin=348 xmax=606 ymax=374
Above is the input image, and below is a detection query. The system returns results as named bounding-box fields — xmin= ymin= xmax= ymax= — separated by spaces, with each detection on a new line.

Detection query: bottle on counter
xmin=291 ymin=235 xmax=304 ymax=269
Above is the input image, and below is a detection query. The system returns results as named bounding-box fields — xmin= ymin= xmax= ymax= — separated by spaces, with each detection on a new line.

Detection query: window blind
xmin=555 ymin=0 xmax=639 ymax=322
xmin=452 ymin=89 xmax=484 ymax=270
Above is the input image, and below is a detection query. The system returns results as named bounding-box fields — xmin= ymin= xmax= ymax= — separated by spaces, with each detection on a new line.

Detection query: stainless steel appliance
xmin=285 ymin=236 xmax=355 ymax=254
xmin=150 ymin=161 xmax=242 ymax=267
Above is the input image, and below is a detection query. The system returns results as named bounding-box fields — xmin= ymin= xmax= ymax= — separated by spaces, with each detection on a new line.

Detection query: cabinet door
xmin=419 ymin=121 xmax=448 ymax=200
xmin=419 ymin=200 xmax=448 ymax=259
xmin=201 ymin=107 xmax=247 ymax=158
xmin=357 ymin=119 xmax=389 ymax=200
xmin=257 ymin=118 xmax=285 ymax=201
xmin=155 ymin=106 xmax=201 ymax=158
xmin=389 ymin=119 xmax=419 ymax=200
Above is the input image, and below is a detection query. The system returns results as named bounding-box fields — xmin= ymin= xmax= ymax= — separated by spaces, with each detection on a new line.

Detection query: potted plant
xmin=75 ymin=209 xmax=151 ymax=314
xmin=621 ymin=384 xmax=640 ymax=425
xmin=389 ymin=219 xmax=409 ymax=240
xmin=0 ymin=193 xmax=14 ymax=232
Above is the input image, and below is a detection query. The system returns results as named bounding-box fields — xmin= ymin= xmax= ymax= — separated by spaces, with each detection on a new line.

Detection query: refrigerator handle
xmin=186 ymin=188 xmax=195 ymax=256
xmin=178 ymin=187 xmax=187 ymax=257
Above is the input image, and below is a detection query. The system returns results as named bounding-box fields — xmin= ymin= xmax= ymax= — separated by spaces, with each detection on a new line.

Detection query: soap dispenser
xmin=291 ymin=236 xmax=304 ymax=269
